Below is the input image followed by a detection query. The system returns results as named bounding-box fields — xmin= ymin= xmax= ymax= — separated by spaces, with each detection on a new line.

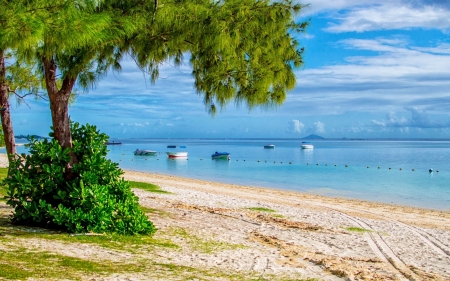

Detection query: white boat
xmin=166 ymin=145 xmax=188 ymax=158
xmin=211 ymin=151 xmax=230 ymax=160
xmin=301 ymin=142 xmax=314 ymax=149
xmin=264 ymin=144 xmax=275 ymax=149
xmin=134 ymin=149 xmax=157 ymax=156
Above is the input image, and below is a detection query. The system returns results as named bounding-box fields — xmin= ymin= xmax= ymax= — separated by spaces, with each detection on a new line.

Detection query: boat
xmin=211 ymin=151 xmax=231 ymax=160
xmin=166 ymin=145 xmax=188 ymax=158
xmin=264 ymin=144 xmax=275 ymax=149
xmin=301 ymin=142 xmax=314 ymax=149
xmin=106 ymin=140 xmax=122 ymax=145
xmin=134 ymin=149 xmax=157 ymax=156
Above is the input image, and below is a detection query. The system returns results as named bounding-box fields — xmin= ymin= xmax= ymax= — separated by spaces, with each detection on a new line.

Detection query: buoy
xmin=316 ymin=163 xmax=318 ymax=166
xmin=412 ymin=168 xmax=414 ymax=171
xmin=280 ymin=162 xmax=283 ymax=164
xmin=345 ymin=164 xmax=348 ymax=167
xmin=274 ymin=161 xmax=276 ymax=163
xmin=437 ymin=170 xmax=440 ymax=173
xmin=334 ymin=164 xmax=337 ymax=166
xmin=244 ymin=160 xmax=246 ymax=161
xmin=325 ymin=164 xmax=328 ymax=166
xmin=200 ymin=158 xmax=202 ymax=160
xmin=429 ymin=168 xmax=433 ymax=173
xmin=307 ymin=163 xmax=309 ymax=165
xmin=257 ymin=160 xmax=260 ymax=162
xmin=265 ymin=160 xmax=267 ymax=163
xmin=399 ymin=168 xmax=402 ymax=170
xmin=378 ymin=166 xmax=380 ymax=169
xmin=367 ymin=166 xmax=369 ymax=168
xmin=289 ymin=162 xmax=292 ymax=164
xmin=389 ymin=167 xmax=391 ymax=170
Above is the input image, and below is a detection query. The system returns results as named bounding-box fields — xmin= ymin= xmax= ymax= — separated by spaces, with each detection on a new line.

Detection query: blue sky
xmin=11 ymin=0 xmax=450 ymax=139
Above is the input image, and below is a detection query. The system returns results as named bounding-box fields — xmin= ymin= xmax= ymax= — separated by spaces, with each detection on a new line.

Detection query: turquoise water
xmin=9 ymin=139 xmax=450 ymax=211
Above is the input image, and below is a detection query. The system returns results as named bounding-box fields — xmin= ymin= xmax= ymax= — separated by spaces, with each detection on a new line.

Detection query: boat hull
xmin=166 ymin=152 xmax=188 ymax=158
xmin=301 ymin=144 xmax=314 ymax=149
xmin=134 ymin=150 xmax=157 ymax=156
xmin=264 ymin=145 xmax=275 ymax=149
xmin=212 ymin=154 xmax=230 ymax=160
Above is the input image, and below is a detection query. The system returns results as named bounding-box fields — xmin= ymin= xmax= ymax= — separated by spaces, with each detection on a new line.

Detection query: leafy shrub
xmin=3 ymin=122 xmax=155 ymax=235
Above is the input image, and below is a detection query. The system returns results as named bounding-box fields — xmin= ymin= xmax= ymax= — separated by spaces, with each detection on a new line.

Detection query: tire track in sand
xmin=328 ymin=209 xmax=421 ymax=281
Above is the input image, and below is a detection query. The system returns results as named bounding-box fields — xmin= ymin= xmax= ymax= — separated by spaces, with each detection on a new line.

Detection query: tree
xmin=0 ymin=0 xmax=45 ymax=159
xmin=0 ymin=126 xmax=5 ymax=148
xmin=38 ymin=0 xmax=307 ymax=175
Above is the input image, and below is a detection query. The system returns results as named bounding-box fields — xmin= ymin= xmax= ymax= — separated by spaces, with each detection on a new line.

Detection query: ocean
xmin=9 ymin=138 xmax=450 ymax=211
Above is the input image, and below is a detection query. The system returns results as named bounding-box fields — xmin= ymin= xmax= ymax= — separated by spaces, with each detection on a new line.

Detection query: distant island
xmin=301 ymin=134 xmax=324 ymax=140
xmin=15 ymin=135 xmax=48 ymax=140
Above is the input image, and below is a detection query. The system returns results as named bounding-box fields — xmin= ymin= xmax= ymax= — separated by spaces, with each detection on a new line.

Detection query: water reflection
xmin=212 ymin=158 xmax=231 ymax=168
xmin=166 ymin=157 xmax=188 ymax=171
xmin=301 ymin=148 xmax=314 ymax=163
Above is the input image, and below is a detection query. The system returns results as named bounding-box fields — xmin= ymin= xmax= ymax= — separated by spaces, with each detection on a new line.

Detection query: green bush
xmin=3 ymin=122 xmax=155 ymax=235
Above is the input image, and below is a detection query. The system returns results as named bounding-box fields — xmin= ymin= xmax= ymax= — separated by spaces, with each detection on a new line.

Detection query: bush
xmin=3 ymin=122 xmax=155 ymax=235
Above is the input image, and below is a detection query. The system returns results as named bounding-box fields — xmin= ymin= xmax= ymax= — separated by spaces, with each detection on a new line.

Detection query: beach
xmin=1 ymin=154 xmax=450 ymax=280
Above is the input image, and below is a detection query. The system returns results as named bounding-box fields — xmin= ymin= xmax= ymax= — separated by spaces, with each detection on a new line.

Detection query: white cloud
xmin=372 ymin=108 xmax=450 ymax=128
xmin=287 ymin=37 xmax=450 ymax=116
xmin=286 ymin=120 xmax=305 ymax=133
xmin=323 ymin=2 xmax=450 ymax=33
xmin=310 ymin=121 xmax=325 ymax=133
xmin=413 ymin=43 xmax=450 ymax=54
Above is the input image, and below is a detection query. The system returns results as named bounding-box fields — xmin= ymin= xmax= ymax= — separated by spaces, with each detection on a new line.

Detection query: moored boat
xmin=166 ymin=145 xmax=188 ymax=158
xmin=211 ymin=151 xmax=231 ymax=160
xmin=301 ymin=142 xmax=314 ymax=149
xmin=264 ymin=144 xmax=275 ymax=149
xmin=134 ymin=149 xmax=157 ymax=156
xmin=106 ymin=140 xmax=122 ymax=145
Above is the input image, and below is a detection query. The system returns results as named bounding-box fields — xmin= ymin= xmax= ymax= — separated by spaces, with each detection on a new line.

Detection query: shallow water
xmin=9 ymin=138 xmax=450 ymax=211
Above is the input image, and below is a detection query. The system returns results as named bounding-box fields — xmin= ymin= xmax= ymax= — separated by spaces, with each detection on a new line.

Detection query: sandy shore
xmin=1 ymin=154 xmax=450 ymax=280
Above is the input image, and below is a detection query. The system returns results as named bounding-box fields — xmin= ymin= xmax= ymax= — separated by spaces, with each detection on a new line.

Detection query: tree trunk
xmin=42 ymin=56 xmax=78 ymax=177
xmin=0 ymin=49 xmax=17 ymax=159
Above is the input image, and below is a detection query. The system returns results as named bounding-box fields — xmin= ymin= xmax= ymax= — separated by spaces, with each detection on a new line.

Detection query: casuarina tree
xmin=0 ymin=0 xmax=45 ymax=159
xmin=37 ymin=0 xmax=307 ymax=177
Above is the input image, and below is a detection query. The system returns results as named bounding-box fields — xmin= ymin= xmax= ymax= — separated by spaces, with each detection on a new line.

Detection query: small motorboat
xmin=134 ymin=149 xmax=157 ymax=156
xmin=264 ymin=144 xmax=275 ymax=149
xmin=106 ymin=140 xmax=122 ymax=145
xmin=301 ymin=142 xmax=314 ymax=149
xmin=166 ymin=145 xmax=188 ymax=158
xmin=211 ymin=151 xmax=231 ymax=160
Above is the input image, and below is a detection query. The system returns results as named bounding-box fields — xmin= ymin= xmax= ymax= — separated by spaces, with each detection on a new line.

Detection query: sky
xmin=10 ymin=0 xmax=450 ymax=139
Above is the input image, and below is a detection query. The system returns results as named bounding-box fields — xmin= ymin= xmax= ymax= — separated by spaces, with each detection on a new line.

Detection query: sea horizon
xmin=6 ymin=137 xmax=450 ymax=212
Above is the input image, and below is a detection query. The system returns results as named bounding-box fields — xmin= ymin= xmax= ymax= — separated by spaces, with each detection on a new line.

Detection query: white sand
xmin=1 ymin=154 xmax=449 ymax=280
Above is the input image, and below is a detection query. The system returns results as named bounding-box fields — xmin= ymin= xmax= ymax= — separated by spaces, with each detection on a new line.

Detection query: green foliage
xmin=129 ymin=180 xmax=170 ymax=194
xmin=343 ymin=226 xmax=371 ymax=233
xmin=3 ymin=122 xmax=155 ymax=235
xmin=0 ymin=167 xmax=7 ymax=200
xmin=246 ymin=207 xmax=276 ymax=212
xmin=0 ymin=127 xmax=5 ymax=147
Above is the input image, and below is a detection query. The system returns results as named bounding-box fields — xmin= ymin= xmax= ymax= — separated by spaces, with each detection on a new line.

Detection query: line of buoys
xmin=132 ymin=157 xmax=443 ymax=173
